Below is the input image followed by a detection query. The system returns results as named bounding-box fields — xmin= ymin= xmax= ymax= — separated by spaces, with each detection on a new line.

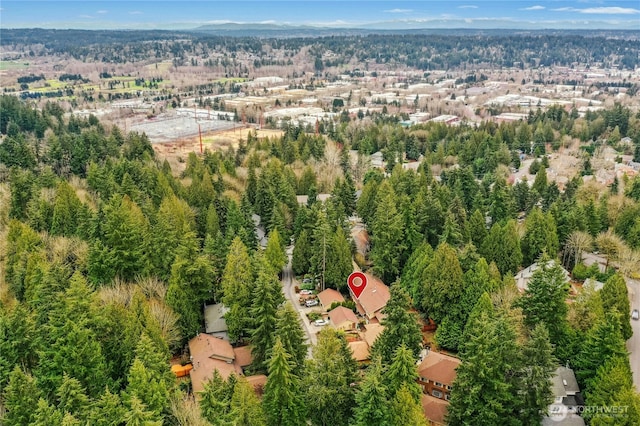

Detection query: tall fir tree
xmin=353 ymin=359 xmax=390 ymax=426
xmin=600 ymin=273 xmax=633 ymax=340
xmin=2 ymin=366 xmax=43 ymax=426
xmin=518 ymin=257 xmax=570 ymax=349
xmin=221 ymin=237 xmax=253 ymax=343
xmin=274 ymin=303 xmax=308 ymax=376
xmin=263 ymin=337 xmax=306 ymax=426
xmin=371 ymin=284 xmax=423 ymax=364
xmin=370 ymin=181 xmax=405 ymax=284
xmin=304 ymin=328 xmax=358 ymax=426
xmin=250 ymin=253 xmax=284 ymax=372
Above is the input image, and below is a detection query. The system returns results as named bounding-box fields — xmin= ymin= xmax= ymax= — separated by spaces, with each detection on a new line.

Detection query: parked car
xmin=300 ymin=289 xmax=313 ymax=295
xmin=305 ymin=299 xmax=319 ymax=307
xmin=314 ymin=319 xmax=329 ymax=326
xmin=632 ymin=309 xmax=639 ymax=321
xmin=302 ymin=277 xmax=312 ymax=284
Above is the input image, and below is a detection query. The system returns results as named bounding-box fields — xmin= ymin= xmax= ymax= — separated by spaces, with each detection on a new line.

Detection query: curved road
xmin=282 ymin=246 xmax=317 ymax=358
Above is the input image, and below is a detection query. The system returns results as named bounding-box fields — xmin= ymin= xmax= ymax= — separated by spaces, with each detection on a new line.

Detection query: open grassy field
xmin=0 ymin=61 xmax=30 ymax=71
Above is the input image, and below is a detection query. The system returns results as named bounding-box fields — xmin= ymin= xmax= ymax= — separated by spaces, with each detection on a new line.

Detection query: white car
xmin=300 ymin=289 xmax=313 ymax=295
xmin=314 ymin=319 xmax=329 ymax=326
xmin=632 ymin=309 xmax=639 ymax=321
xmin=305 ymin=299 xmax=319 ymax=307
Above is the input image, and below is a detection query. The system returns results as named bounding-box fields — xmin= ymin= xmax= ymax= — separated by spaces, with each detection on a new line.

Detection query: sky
xmin=1 ymin=1 xmax=639 ymax=30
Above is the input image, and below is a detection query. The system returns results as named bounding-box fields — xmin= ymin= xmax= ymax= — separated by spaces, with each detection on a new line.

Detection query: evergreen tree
xmin=221 ymin=237 xmax=253 ymax=343
xmin=229 ymin=377 xmax=267 ymax=426
xmin=447 ymin=314 xmax=520 ymax=426
xmin=518 ymin=324 xmax=556 ymax=426
xmin=31 ymin=398 xmax=64 ymax=426
xmin=88 ymin=195 xmax=150 ymax=284
xmin=371 ymin=284 xmax=422 ymax=364
xmin=575 ymin=312 xmax=629 ymax=391
xmin=124 ymin=358 xmax=168 ymax=421
xmin=56 ymin=374 xmax=90 ymax=420
xmin=385 ymin=345 xmax=422 ymax=401
xmin=518 ymin=258 xmax=569 ymax=348
xmin=124 ymin=396 xmax=162 ymax=426
xmin=250 ymin=254 xmax=284 ymax=372
xmin=421 ymin=243 xmax=463 ymax=324
xmin=265 ymin=228 xmax=287 ymax=274
xmin=389 ymin=385 xmax=428 ymax=426
xmin=600 ymin=273 xmax=633 ymax=340
xmin=263 ymin=337 xmax=306 ymax=426
xmin=275 ymin=303 xmax=307 ymax=375
xmin=468 ymin=208 xmax=488 ymax=249
xmin=305 ymin=328 xmax=358 ymax=426
xmin=481 ymin=219 xmax=522 ymax=275
xmin=370 ymin=181 xmax=405 ymax=284
xmin=400 ymin=242 xmax=433 ymax=303
xmin=50 ymin=180 xmax=82 ymax=236
xmin=292 ymin=230 xmax=312 ymax=275
xmin=166 ymin=248 xmax=216 ymax=340
xmin=325 ymin=227 xmax=353 ymax=291
xmin=353 ymin=359 xmax=390 ymax=426
xmin=2 ymin=366 xmax=42 ymax=426
xmin=584 ymin=356 xmax=633 ymax=424
xmin=521 ymin=208 xmax=559 ymax=265
xmin=87 ymin=388 xmax=126 ymax=426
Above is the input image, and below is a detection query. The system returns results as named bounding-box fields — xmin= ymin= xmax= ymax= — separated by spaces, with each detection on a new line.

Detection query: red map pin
xmin=348 ymin=272 xmax=368 ymax=299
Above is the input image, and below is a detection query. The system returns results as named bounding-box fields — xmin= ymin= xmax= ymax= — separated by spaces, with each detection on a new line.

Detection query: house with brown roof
xmin=329 ymin=306 xmax=358 ymax=331
xmin=348 ymin=340 xmax=370 ymax=364
xmin=361 ymin=323 xmax=384 ymax=347
xmin=317 ymin=288 xmax=345 ymax=310
xmin=421 ymin=394 xmax=449 ymax=426
xmin=417 ymin=350 xmax=461 ymax=402
xmin=189 ymin=334 xmax=243 ymax=394
xmin=349 ymin=273 xmax=390 ymax=323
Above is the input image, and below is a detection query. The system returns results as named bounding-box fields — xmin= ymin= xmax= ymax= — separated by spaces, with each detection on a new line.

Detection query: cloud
xmin=458 ymin=5 xmax=478 ymax=9
xmin=384 ymin=9 xmax=412 ymax=14
xmin=96 ymin=10 xmax=108 ymax=14
xmin=552 ymin=6 xmax=640 ymax=14
xmin=523 ymin=5 xmax=545 ymax=11
xmin=129 ymin=11 xmax=143 ymax=15
xmin=78 ymin=15 xmax=94 ymax=19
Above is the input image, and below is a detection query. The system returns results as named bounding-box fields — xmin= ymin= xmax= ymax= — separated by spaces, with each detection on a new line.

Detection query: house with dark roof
xmin=417 ymin=350 xmax=461 ymax=402
xmin=542 ymin=366 xmax=585 ymax=425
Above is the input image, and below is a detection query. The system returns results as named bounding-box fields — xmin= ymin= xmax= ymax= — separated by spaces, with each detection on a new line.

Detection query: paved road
xmin=282 ymin=246 xmax=318 ymax=358
xmin=626 ymin=279 xmax=639 ymax=390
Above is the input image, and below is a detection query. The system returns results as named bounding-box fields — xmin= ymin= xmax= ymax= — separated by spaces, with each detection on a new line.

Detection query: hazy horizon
xmin=1 ymin=0 xmax=639 ymax=30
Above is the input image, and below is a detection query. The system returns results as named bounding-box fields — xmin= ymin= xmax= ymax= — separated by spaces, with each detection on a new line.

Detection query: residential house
xmin=421 ymin=394 xmax=449 ymax=426
xmin=188 ymin=334 xmax=263 ymax=395
xmin=348 ymin=340 xmax=370 ymax=364
xmin=329 ymin=306 xmax=359 ymax=331
xmin=417 ymin=350 xmax=461 ymax=402
xmin=317 ymin=288 xmax=345 ymax=311
xmin=203 ymin=303 xmax=229 ymax=337
xmin=349 ymin=273 xmax=390 ymax=323
xmin=189 ymin=333 xmax=242 ymax=394
xmin=542 ymin=366 xmax=585 ymax=425
xmin=361 ymin=323 xmax=384 ymax=348
xmin=514 ymin=260 xmax=570 ymax=293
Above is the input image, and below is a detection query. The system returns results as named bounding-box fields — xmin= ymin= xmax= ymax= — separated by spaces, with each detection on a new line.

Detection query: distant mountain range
xmin=192 ymin=21 xmax=640 ymax=37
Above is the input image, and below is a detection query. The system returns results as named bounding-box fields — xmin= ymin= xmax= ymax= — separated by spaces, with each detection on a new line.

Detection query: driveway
xmin=626 ymin=278 xmax=639 ymax=390
xmin=282 ymin=246 xmax=317 ymax=358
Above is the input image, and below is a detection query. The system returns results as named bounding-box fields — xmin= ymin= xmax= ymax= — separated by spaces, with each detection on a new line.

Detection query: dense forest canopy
xmin=2 ymin=28 xmax=639 ymax=69
xmin=1 ymin=88 xmax=640 ymax=425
